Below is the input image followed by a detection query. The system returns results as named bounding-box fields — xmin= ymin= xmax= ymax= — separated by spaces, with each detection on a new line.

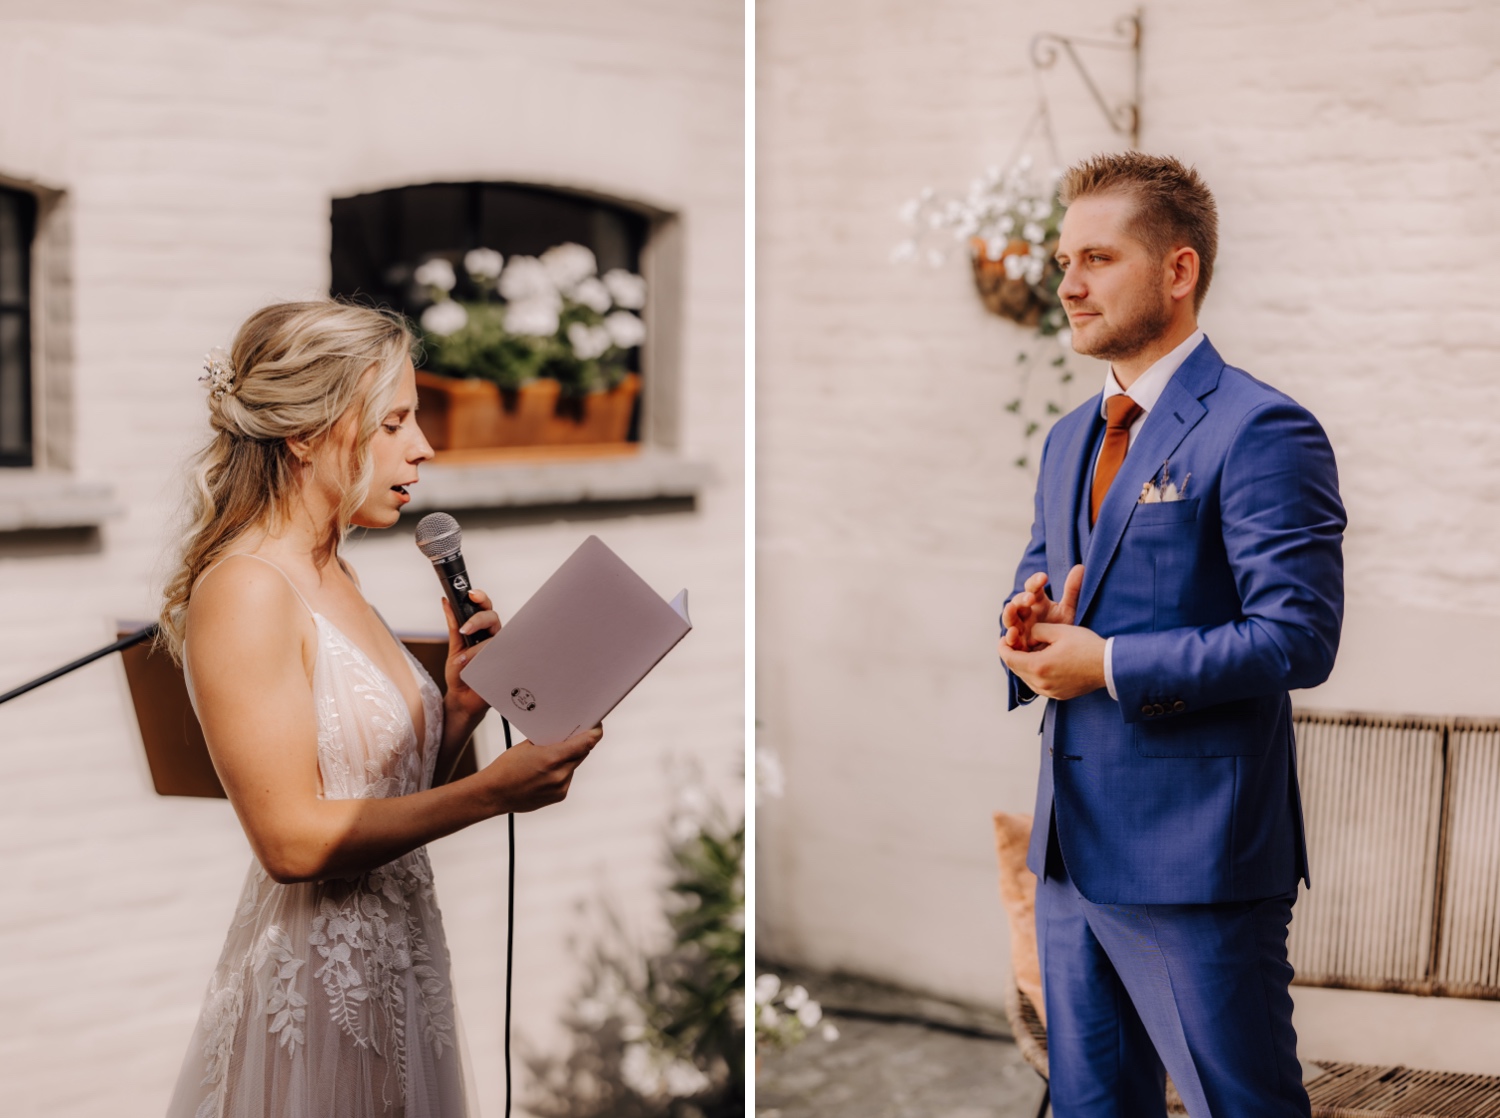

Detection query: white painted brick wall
xmin=756 ymin=0 xmax=1500 ymax=1071
xmin=0 ymin=4 xmax=743 ymax=1115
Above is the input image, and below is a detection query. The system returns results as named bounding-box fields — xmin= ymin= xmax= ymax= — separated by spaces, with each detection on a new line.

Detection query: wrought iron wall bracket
xmin=1030 ymin=10 xmax=1142 ymax=149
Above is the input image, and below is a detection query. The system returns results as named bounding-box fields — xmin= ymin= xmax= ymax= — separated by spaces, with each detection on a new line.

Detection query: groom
xmin=997 ymin=153 xmax=1345 ymax=1117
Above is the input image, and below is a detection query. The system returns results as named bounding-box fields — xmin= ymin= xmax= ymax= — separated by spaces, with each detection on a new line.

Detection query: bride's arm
xmin=187 ymin=563 xmax=601 ymax=884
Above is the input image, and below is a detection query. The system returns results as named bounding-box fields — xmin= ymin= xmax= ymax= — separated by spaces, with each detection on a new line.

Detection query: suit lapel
xmin=1047 ymin=399 xmax=1103 ymax=574
xmin=1075 ymin=340 xmax=1224 ymax=626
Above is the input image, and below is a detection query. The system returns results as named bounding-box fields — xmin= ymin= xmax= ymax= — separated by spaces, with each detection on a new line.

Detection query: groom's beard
xmin=1067 ymin=290 xmax=1174 ymax=364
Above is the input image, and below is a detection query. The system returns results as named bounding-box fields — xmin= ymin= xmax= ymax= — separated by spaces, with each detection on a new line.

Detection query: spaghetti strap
xmin=197 ymin=553 xmax=317 ymax=619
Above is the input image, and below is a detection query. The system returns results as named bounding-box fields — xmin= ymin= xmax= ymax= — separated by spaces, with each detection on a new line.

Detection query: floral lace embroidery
xmin=308 ymin=856 xmax=456 ymax=1101
xmin=262 ymin=926 xmax=308 ymax=1056
xmin=195 ymin=968 xmax=245 ymax=1118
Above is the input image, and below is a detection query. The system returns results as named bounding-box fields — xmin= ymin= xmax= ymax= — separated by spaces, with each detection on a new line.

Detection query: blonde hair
xmin=158 ymin=300 xmax=415 ymax=661
xmin=1060 ymin=152 xmax=1219 ymax=311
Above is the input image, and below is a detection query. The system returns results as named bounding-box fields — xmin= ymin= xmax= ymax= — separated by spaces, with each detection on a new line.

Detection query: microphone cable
xmin=501 ymin=713 xmax=515 ymax=1118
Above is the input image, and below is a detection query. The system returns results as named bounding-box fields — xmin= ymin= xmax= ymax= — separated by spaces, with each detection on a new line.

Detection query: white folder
xmin=459 ymin=535 xmax=691 ymax=745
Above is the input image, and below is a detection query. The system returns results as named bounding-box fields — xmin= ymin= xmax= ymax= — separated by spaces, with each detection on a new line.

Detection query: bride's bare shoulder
xmin=185 ymin=555 xmax=313 ymax=677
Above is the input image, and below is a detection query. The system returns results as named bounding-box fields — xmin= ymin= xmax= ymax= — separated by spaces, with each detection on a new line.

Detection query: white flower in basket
xmin=419 ymin=300 xmax=468 ymax=336
xmin=498 ymin=256 xmax=556 ymax=301
xmin=603 ymin=268 xmax=647 ymax=309
xmin=504 ymin=296 xmax=561 ymax=338
xmin=604 ymin=310 xmax=646 ymax=349
xmin=463 ymin=247 xmax=503 ymax=280
xmin=414 ymin=257 xmax=457 ymax=292
xmin=566 ymin=321 xmax=612 ymax=361
xmin=572 ymin=276 xmax=612 ymax=314
xmin=540 ymin=242 xmax=598 ymax=292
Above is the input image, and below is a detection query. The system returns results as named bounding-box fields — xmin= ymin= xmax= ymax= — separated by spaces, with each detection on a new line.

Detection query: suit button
xmin=1141 ymin=704 xmax=1154 ymax=716
xmin=1152 ymin=704 xmax=1165 ymax=716
xmin=1173 ymin=700 xmax=1186 ymax=713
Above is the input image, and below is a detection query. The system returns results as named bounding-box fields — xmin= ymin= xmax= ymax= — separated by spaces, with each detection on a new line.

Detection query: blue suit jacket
xmin=1006 ymin=338 xmax=1345 ymax=905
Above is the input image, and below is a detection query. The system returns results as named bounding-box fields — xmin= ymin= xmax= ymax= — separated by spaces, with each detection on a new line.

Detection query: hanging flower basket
xmin=969 ymin=236 xmax=1060 ymax=328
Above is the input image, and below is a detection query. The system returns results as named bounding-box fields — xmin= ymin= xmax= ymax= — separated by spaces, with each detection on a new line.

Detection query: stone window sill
xmin=0 ymin=472 xmax=123 ymax=532
xmin=400 ymin=447 xmax=713 ymax=514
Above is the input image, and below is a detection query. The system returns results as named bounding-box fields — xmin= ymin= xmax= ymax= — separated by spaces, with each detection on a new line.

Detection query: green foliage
xmin=421 ymin=303 xmax=540 ymax=389
xmin=525 ymin=809 xmax=745 ymax=1118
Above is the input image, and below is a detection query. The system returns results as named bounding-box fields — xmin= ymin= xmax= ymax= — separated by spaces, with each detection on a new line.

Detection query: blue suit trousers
xmin=1036 ymin=838 xmax=1310 ymax=1118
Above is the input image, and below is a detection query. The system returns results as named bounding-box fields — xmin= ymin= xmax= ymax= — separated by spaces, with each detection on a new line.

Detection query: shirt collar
xmin=1099 ymin=329 xmax=1206 ymax=418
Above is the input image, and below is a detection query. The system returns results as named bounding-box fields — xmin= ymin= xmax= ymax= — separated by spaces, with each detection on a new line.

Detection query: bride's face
xmin=350 ymin=358 xmax=432 ymax=529
xmin=305 ymin=358 xmax=433 ymax=530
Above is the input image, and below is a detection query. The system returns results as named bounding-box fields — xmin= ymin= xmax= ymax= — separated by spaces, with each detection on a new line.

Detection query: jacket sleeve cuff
xmin=1111 ymin=632 xmax=1189 ymax=724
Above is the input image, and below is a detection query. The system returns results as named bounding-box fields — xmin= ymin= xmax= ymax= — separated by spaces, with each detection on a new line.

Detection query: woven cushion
xmin=992 ymin=812 xmax=1045 ymax=1025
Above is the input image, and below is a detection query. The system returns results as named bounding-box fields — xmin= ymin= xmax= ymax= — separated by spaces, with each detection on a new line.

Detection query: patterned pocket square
xmin=1139 ymin=461 xmax=1191 ymax=504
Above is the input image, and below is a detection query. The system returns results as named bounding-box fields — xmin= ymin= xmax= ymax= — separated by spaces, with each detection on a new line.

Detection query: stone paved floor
xmin=754 ymin=966 xmax=1047 ymax=1118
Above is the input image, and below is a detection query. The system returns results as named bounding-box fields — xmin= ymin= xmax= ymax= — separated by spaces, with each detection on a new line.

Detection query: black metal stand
xmin=0 ymin=622 xmax=158 ymax=707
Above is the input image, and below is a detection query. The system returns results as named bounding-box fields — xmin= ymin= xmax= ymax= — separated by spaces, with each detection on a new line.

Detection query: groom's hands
xmin=1001 ymin=565 xmax=1084 ymax=651
xmin=998 ymin=565 xmax=1107 ymax=700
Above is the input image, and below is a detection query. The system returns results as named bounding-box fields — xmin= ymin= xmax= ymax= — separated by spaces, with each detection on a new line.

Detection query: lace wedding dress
xmin=167 ymin=556 xmax=472 ymax=1118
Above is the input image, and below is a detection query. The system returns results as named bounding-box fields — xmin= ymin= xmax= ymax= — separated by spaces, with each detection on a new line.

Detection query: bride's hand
xmin=441 ymin=589 xmax=501 ymax=723
xmin=480 ymin=724 xmax=603 ymax=813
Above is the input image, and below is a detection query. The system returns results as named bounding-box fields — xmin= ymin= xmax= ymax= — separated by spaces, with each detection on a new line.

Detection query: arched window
xmin=0 ymin=185 xmax=35 ymax=468
xmin=331 ymin=182 xmax=650 ymax=315
xmin=332 ymin=183 xmax=657 ymax=442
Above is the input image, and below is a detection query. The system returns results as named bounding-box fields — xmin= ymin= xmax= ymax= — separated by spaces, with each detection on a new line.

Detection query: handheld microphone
xmin=414 ymin=512 xmax=491 ymax=648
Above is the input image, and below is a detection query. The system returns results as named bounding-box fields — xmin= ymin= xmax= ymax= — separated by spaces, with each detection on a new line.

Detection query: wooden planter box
xmin=415 ymin=371 xmax=641 ymax=454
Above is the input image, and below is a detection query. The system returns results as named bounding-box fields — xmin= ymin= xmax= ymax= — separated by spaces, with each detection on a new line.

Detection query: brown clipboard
xmin=117 ymin=626 xmax=477 ymax=798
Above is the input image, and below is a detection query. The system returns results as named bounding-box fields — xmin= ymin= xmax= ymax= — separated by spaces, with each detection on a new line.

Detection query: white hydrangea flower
xmin=572 ymin=276 xmax=612 ymax=314
xmin=1004 ymin=254 xmax=1028 ymax=281
xmin=1023 ymin=221 xmax=1045 ymax=244
xmin=1058 ymin=328 xmax=1073 ymax=349
xmin=602 ymin=268 xmax=647 ymax=309
xmin=499 ymin=256 xmax=556 ymax=301
xmin=604 ymin=310 xmax=646 ymax=349
xmin=414 ymin=257 xmax=457 ymax=292
xmin=420 ymin=300 xmax=468 ymax=336
xmin=540 ymin=242 xmax=598 ymax=292
xmin=759 ymin=1004 xmax=780 ymax=1027
xmin=574 ymin=997 xmax=608 ymax=1028
xmin=783 ymin=985 xmax=809 ymax=1012
xmin=897 ymin=198 xmax=921 ymax=225
xmin=822 ymin=1023 xmax=840 ymax=1042
xmin=889 ymin=240 xmax=918 ymax=264
xmin=505 ymin=297 xmax=561 ymax=338
xmin=796 ymin=1000 xmax=823 ymax=1028
xmin=663 ymin=1059 xmax=711 ymax=1098
xmin=620 ymin=1044 xmax=662 ymax=1097
xmin=566 ymin=321 xmax=612 ymax=360
xmin=463 ymin=247 xmax=503 ymax=280
xmin=755 ymin=973 xmax=781 ymax=1005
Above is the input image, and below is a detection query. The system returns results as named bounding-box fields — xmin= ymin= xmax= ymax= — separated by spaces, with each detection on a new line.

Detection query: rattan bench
xmin=1006 ymin=709 xmax=1500 ymax=1118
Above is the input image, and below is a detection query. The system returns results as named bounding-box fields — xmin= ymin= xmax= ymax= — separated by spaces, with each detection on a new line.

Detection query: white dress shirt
xmin=1097 ymin=329 xmax=1206 ymax=700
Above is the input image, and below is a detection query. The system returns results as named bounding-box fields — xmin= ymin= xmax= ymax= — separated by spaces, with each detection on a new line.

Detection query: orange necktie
xmin=1091 ymin=395 xmax=1144 ymax=525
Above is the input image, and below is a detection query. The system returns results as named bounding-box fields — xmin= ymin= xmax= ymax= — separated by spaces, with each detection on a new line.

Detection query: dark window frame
xmin=331 ymin=180 xmax=651 ymax=323
xmin=0 ymin=185 xmax=35 ymax=468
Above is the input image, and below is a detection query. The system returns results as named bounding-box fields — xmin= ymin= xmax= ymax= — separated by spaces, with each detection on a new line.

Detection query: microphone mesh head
xmin=414 ymin=512 xmax=462 ymax=560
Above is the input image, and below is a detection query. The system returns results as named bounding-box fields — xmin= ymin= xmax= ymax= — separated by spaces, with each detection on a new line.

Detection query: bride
xmin=158 ymin=300 xmax=601 ymax=1117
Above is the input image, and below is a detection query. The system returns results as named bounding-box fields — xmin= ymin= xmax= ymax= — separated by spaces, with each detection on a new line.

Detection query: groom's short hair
xmin=1060 ymin=152 xmax=1219 ymax=311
